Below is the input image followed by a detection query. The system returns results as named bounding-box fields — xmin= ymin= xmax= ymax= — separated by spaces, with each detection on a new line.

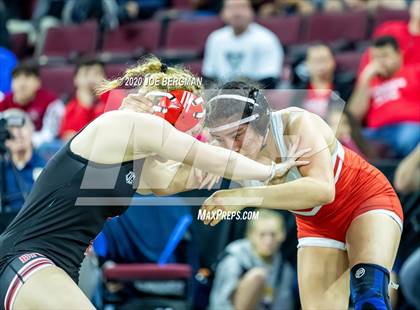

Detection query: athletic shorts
xmin=0 ymin=253 xmax=55 ymax=310
xmin=295 ymin=146 xmax=404 ymax=250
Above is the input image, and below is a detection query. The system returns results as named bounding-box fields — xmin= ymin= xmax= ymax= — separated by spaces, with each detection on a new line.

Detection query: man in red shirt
xmin=0 ymin=63 xmax=64 ymax=148
xmin=59 ymin=59 xmax=124 ymax=141
xmin=358 ymin=0 xmax=420 ymax=73
xmin=348 ymin=36 xmax=420 ymax=158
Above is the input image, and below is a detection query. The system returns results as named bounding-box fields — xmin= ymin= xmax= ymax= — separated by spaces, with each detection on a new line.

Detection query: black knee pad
xmin=350 ymin=263 xmax=391 ymax=310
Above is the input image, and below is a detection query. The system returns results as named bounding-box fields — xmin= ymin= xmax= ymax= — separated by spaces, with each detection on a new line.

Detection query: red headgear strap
xmin=151 ymin=90 xmax=204 ymax=132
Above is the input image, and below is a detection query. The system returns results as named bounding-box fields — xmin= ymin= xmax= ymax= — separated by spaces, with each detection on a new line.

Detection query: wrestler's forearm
xmin=347 ymin=79 xmax=371 ymax=123
xmin=133 ymin=113 xmax=272 ymax=182
xmin=220 ymin=177 xmax=335 ymax=211
xmin=187 ymin=142 xmax=272 ymax=182
xmin=153 ymin=163 xmax=197 ymax=195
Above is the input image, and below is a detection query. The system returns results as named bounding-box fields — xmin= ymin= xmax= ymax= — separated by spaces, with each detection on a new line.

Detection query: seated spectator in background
xmin=209 ymin=210 xmax=295 ymax=310
xmin=0 ymin=63 xmax=64 ymax=148
xmin=394 ymin=144 xmax=420 ymax=194
xmin=0 ymin=47 xmax=17 ymax=100
xmin=395 ymin=145 xmax=420 ymax=309
xmin=258 ymin=0 xmax=315 ymax=18
xmin=190 ymin=0 xmax=221 ymax=14
xmin=116 ymin=0 xmax=168 ymax=21
xmin=348 ymin=36 xmax=420 ymax=158
xmin=358 ymin=0 xmax=420 ymax=73
xmin=346 ymin=0 xmax=407 ymax=11
xmin=59 ymin=59 xmax=107 ymax=141
xmin=32 ymin=0 xmax=67 ymax=27
xmin=327 ymin=106 xmax=370 ymax=158
xmin=202 ymin=0 xmax=283 ymax=89
xmin=61 ymin=0 xmax=119 ymax=30
xmin=293 ymin=44 xmax=353 ymax=119
xmin=3 ymin=109 xmax=45 ymax=212
xmin=0 ymin=0 xmax=10 ymax=49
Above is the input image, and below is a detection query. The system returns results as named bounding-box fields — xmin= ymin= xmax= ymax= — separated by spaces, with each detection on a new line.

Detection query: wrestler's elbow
xmin=313 ymin=179 xmax=335 ymax=205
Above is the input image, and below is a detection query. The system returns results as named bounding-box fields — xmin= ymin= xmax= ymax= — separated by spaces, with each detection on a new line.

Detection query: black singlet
xmin=0 ymin=138 xmax=144 ymax=283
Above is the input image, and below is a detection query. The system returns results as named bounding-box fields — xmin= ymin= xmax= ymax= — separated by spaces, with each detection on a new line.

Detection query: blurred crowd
xmin=0 ymin=0 xmax=419 ymax=309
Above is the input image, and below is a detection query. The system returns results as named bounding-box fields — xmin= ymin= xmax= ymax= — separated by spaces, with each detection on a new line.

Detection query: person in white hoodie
xmin=209 ymin=210 xmax=295 ymax=310
xmin=202 ymin=0 xmax=283 ymax=89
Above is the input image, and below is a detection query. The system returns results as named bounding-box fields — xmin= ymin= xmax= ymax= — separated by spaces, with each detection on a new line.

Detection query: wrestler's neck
xmin=258 ymin=133 xmax=282 ymax=163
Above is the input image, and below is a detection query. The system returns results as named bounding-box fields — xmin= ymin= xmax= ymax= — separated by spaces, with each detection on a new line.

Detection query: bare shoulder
xmin=274 ymin=107 xmax=310 ymax=130
xmin=70 ymin=110 xmax=149 ymax=163
xmin=279 ymin=107 xmax=336 ymax=150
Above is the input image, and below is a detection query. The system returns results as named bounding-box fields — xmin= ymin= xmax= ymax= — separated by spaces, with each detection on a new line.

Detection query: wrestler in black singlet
xmin=0 ymin=137 xmax=143 ymax=283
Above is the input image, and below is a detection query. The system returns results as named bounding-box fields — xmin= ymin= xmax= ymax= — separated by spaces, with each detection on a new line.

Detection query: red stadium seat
xmin=103 ymin=264 xmax=192 ymax=308
xmin=40 ymin=65 xmax=75 ymax=97
xmin=105 ymin=63 xmax=130 ymax=79
xmin=258 ymin=16 xmax=301 ymax=46
xmin=102 ymin=20 xmax=162 ymax=54
xmin=304 ymin=11 xmax=368 ymax=43
xmin=171 ymin=0 xmax=192 ymax=9
xmin=184 ymin=60 xmax=203 ymax=76
xmin=374 ymin=8 xmax=410 ymax=27
xmin=335 ymin=51 xmax=363 ymax=73
xmin=103 ymin=263 xmax=192 ymax=281
xmin=164 ymin=17 xmax=223 ymax=53
xmin=264 ymin=89 xmax=294 ymax=110
xmin=41 ymin=22 xmax=98 ymax=58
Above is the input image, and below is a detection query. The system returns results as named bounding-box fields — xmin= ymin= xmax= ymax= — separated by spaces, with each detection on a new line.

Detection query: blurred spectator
xmin=190 ymin=0 xmax=221 ymax=14
xmin=0 ymin=47 xmax=17 ymax=98
xmin=400 ymin=247 xmax=420 ymax=310
xmin=258 ymin=0 xmax=315 ymax=18
xmin=3 ymin=109 xmax=45 ymax=212
xmin=327 ymin=106 xmax=370 ymax=157
xmin=345 ymin=0 xmax=407 ymax=11
xmin=115 ymin=0 xmax=140 ymax=22
xmin=309 ymin=0 xmax=408 ymax=13
xmin=202 ymin=0 xmax=283 ymax=88
xmin=2 ymin=0 xmax=31 ymax=20
xmin=348 ymin=36 xmax=420 ymax=158
xmin=209 ymin=210 xmax=295 ymax=310
xmin=116 ymin=0 xmax=168 ymax=21
xmin=59 ymin=59 xmax=107 ymax=141
xmin=0 ymin=0 xmax=10 ymax=48
xmin=395 ymin=145 xmax=420 ymax=309
xmin=394 ymin=144 xmax=420 ymax=194
xmin=0 ymin=62 xmax=65 ymax=148
xmin=293 ymin=44 xmax=353 ymax=119
xmin=359 ymin=0 xmax=420 ymax=73
xmin=61 ymin=0 xmax=118 ymax=30
xmin=32 ymin=0 xmax=67 ymax=26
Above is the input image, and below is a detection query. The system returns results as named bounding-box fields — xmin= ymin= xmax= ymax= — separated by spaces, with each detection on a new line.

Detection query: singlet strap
xmin=269 ymin=111 xmax=288 ymax=159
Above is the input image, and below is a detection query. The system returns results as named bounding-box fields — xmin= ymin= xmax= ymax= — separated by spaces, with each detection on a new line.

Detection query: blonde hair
xmin=96 ymin=55 xmax=202 ymax=95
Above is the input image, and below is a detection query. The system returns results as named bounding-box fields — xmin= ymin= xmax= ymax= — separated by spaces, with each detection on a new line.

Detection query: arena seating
xmin=102 ymin=20 xmax=161 ymax=56
xmin=256 ymin=15 xmax=302 ymax=47
xmin=304 ymin=11 xmax=369 ymax=43
xmin=374 ymin=7 xmax=410 ymax=27
xmin=40 ymin=65 xmax=75 ymax=97
xmin=41 ymin=21 xmax=98 ymax=58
